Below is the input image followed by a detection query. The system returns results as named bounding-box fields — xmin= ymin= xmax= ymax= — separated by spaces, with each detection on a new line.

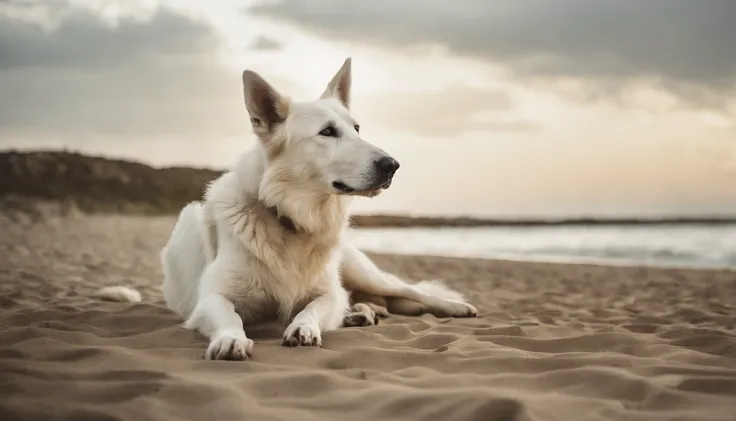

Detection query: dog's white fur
xmin=160 ymin=58 xmax=477 ymax=360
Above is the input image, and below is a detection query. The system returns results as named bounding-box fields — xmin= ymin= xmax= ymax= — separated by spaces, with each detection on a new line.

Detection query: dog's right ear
xmin=320 ymin=57 xmax=352 ymax=109
xmin=242 ymin=70 xmax=290 ymax=133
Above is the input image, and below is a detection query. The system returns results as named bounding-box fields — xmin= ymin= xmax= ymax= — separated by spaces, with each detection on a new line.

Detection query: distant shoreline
xmin=349 ymin=214 xmax=736 ymax=228
xmin=5 ymin=197 xmax=734 ymax=228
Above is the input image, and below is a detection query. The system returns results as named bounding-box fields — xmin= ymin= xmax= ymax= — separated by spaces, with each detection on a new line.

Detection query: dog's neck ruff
xmin=266 ymin=205 xmax=298 ymax=233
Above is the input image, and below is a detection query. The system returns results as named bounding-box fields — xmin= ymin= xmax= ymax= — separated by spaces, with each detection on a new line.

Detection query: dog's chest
xmin=277 ymin=231 xmax=338 ymax=275
xmin=229 ymin=230 xmax=340 ymax=305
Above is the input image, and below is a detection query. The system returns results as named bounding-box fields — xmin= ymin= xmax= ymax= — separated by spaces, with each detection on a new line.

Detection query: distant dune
xmin=0 ymin=150 xmax=222 ymax=215
xmin=1 ymin=150 xmax=734 ymax=226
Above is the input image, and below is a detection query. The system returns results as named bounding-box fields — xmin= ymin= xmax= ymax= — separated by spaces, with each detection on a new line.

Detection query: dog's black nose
xmin=375 ymin=156 xmax=400 ymax=175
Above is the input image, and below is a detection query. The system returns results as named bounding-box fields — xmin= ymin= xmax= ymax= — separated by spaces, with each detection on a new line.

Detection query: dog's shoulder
xmin=204 ymin=153 xmax=261 ymax=222
xmin=200 ymin=156 xmax=283 ymax=254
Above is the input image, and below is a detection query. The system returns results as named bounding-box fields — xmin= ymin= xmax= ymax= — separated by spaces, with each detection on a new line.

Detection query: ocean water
xmin=346 ymin=224 xmax=736 ymax=269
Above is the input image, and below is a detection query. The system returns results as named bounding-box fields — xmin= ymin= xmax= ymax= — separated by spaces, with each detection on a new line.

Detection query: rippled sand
xmin=1 ymin=213 xmax=735 ymax=421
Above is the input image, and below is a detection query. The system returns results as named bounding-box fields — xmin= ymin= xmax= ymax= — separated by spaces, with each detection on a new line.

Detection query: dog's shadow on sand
xmin=241 ymin=321 xmax=288 ymax=341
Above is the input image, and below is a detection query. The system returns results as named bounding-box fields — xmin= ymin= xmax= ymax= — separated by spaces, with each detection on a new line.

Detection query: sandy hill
xmin=0 ymin=150 xmax=222 ymax=215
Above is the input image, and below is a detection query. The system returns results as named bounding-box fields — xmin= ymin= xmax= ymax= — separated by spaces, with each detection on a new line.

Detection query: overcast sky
xmin=1 ymin=0 xmax=734 ymax=217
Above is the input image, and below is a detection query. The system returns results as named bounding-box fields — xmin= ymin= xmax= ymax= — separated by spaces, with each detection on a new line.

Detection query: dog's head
xmin=242 ymin=58 xmax=399 ymax=198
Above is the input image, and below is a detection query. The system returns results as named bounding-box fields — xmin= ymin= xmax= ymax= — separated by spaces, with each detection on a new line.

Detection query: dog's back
xmin=161 ymin=201 xmax=214 ymax=318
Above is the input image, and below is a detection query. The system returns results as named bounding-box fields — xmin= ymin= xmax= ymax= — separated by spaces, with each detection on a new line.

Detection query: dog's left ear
xmin=320 ymin=57 xmax=352 ymax=109
xmin=242 ymin=69 xmax=290 ymax=133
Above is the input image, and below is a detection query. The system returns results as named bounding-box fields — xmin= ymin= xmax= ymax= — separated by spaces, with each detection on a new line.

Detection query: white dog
xmin=159 ymin=58 xmax=477 ymax=361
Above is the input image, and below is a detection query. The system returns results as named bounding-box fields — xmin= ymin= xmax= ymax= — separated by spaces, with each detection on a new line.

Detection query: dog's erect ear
xmin=242 ymin=70 xmax=290 ymax=132
xmin=320 ymin=57 xmax=352 ymax=109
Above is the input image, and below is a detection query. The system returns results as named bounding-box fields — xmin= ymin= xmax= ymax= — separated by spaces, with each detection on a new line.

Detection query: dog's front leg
xmin=184 ymin=259 xmax=254 ymax=361
xmin=282 ymin=284 xmax=349 ymax=347
xmin=185 ymin=293 xmax=253 ymax=360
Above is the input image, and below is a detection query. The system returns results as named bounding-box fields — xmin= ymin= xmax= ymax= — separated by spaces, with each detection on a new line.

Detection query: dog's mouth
xmin=332 ymin=179 xmax=392 ymax=197
xmin=332 ymin=181 xmax=355 ymax=194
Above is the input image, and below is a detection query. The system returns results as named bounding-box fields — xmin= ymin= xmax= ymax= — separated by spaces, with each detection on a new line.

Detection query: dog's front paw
xmin=206 ymin=332 xmax=254 ymax=361
xmin=282 ymin=323 xmax=322 ymax=347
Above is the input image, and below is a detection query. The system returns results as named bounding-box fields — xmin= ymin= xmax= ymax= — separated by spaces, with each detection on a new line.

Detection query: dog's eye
xmin=354 ymin=124 xmax=360 ymax=133
xmin=319 ymin=126 xmax=338 ymax=137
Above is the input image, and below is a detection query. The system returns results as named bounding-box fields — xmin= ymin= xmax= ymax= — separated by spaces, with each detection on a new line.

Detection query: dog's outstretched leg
xmin=282 ymin=279 xmax=349 ymax=347
xmin=341 ymin=244 xmax=478 ymax=318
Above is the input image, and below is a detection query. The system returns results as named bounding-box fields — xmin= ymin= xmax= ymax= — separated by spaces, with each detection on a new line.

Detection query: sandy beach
xmin=1 ymin=212 xmax=735 ymax=421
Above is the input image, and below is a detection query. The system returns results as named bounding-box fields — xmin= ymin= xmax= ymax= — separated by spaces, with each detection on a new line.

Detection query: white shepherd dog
xmin=159 ymin=58 xmax=477 ymax=360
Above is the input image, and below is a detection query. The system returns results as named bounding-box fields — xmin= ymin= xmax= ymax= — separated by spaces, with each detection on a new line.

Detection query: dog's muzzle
xmin=369 ymin=155 xmax=399 ymax=188
xmin=374 ymin=156 xmax=400 ymax=179
xmin=332 ymin=155 xmax=400 ymax=196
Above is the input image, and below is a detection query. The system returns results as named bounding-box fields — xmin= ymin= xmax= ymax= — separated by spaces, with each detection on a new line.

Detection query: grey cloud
xmin=251 ymin=0 xmax=736 ymax=101
xmin=248 ymin=35 xmax=283 ymax=51
xmin=0 ymin=9 xmax=217 ymax=70
xmin=0 ymin=1 xmax=246 ymax=141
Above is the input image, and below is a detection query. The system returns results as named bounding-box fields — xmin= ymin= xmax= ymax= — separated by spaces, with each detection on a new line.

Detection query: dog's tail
xmin=94 ymin=286 xmax=142 ymax=303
